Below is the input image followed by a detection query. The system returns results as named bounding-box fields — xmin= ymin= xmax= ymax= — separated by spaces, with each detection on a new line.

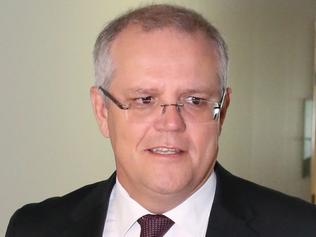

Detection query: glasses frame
xmin=98 ymin=86 xmax=226 ymax=120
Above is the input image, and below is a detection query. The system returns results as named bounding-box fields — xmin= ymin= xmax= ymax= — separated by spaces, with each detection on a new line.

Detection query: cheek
xmin=188 ymin=123 xmax=220 ymax=165
xmin=108 ymin=112 xmax=151 ymax=157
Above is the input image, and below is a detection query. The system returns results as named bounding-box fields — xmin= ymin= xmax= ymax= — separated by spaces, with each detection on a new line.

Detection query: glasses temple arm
xmin=98 ymin=87 xmax=129 ymax=110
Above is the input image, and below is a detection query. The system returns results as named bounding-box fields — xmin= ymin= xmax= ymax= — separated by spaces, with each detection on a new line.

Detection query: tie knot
xmin=137 ymin=214 xmax=174 ymax=237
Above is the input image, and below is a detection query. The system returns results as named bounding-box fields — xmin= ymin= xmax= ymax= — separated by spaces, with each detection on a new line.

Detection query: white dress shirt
xmin=103 ymin=172 xmax=216 ymax=237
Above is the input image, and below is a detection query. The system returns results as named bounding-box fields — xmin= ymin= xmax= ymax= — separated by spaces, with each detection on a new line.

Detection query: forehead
xmin=109 ymin=25 xmax=220 ymax=93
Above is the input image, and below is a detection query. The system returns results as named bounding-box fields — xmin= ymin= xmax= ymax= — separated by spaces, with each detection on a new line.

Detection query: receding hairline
xmin=93 ymin=4 xmax=228 ymax=91
xmin=112 ymin=4 xmax=213 ymax=34
xmin=94 ymin=4 xmax=226 ymax=60
xmin=111 ymin=23 xmax=220 ymax=50
xmin=106 ymin=25 xmax=223 ymax=98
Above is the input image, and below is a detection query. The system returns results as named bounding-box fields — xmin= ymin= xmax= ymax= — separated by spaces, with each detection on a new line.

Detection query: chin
xmin=147 ymin=171 xmax=194 ymax=196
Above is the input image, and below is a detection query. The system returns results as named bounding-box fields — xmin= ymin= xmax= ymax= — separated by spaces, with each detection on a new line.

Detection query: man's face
xmin=91 ymin=26 xmax=229 ymax=209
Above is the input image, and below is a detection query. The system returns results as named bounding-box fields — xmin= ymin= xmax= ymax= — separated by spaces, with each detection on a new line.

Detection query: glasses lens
xmin=123 ymin=102 xmax=219 ymax=123
xmin=100 ymin=88 xmax=224 ymax=123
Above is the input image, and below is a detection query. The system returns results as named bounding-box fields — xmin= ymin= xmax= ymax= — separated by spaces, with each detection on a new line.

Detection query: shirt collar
xmin=112 ymin=172 xmax=216 ymax=236
xmin=111 ymin=180 xmax=149 ymax=236
xmin=164 ymin=172 xmax=216 ymax=236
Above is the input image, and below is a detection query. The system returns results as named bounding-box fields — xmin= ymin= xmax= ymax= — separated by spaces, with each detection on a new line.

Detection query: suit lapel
xmin=205 ymin=163 xmax=259 ymax=237
xmin=205 ymin=204 xmax=258 ymax=237
xmin=61 ymin=173 xmax=116 ymax=237
xmin=52 ymin=165 xmax=259 ymax=237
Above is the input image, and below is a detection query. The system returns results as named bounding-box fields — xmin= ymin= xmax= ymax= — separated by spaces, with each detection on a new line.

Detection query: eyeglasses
xmin=99 ymin=87 xmax=226 ymax=123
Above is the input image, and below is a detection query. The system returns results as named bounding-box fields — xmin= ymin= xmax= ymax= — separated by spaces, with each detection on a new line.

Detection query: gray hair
xmin=93 ymin=4 xmax=228 ymax=91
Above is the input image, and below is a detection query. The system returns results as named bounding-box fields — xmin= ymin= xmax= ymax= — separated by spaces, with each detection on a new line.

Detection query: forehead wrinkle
xmin=123 ymin=85 xmax=220 ymax=99
xmin=125 ymin=87 xmax=162 ymax=95
xmin=109 ymin=26 xmax=221 ymax=97
xmin=180 ymin=87 xmax=219 ymax=96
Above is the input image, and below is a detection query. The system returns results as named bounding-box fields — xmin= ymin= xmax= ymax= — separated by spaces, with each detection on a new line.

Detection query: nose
xmin=153 ymin=104 xmax=186 ymax=132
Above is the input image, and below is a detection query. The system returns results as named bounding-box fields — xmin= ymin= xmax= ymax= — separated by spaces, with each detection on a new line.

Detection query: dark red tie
xmin=137 ymin=214 xmax=175 ymax=237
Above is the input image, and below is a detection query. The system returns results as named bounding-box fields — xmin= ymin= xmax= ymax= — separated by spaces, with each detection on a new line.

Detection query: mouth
xmin=147 ymin=147 xmax=184 ymax=155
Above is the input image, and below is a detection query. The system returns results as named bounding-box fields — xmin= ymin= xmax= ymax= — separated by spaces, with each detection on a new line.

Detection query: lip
xmin=145 ymin=146 xmax=185 ymax=156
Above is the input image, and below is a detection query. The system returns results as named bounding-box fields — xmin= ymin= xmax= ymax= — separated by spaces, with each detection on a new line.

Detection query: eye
xmin=184 ymin=96 xmax=207 ymax=105
xmin=134 ymin=96 xmax=154 ymax=105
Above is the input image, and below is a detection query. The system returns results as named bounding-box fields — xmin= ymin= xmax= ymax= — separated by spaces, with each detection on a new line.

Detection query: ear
xmin=219 ymin=87 xmax=231 ymax=132
xmin=90 ymin=86 xmax=110 ymax=138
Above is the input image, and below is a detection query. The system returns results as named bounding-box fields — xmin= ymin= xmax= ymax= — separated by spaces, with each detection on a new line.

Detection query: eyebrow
xmin=124 ymin=87 xmax=221 ymax=97
xmin=180 ymin=88 xmax=215 ymax=94
xmin=180 ymin=87 xmax=222 ymax=98
xmin=125 ymin=88 xmax=161 ymax=96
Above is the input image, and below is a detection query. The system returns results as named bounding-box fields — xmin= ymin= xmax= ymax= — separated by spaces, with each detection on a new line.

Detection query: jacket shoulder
xmin=215 ymin=164 xmax=316 ymax=235
xmin=6 ymin=175 xmax=115 ymax=237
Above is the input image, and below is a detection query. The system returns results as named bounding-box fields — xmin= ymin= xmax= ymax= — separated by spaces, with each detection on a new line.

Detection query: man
xmin=6 ymin=4 xmax=316 ymax=237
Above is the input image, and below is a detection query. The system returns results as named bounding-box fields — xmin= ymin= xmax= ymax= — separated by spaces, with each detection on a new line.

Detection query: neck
xmin=129 ymin=188 xmax=189 ymax=214
xmin=117 ymin=169 xmax=214 ymax=214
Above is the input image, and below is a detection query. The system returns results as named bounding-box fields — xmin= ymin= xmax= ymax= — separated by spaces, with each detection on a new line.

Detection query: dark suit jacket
xmin=6 ymin=163 xmax=316 ymax=237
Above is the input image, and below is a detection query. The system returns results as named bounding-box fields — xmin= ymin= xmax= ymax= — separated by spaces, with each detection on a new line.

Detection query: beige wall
xmin=1 ymin=0 xmax=316 ymax=235
xmin=312 ymin=22 xmax=316 ymax=203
